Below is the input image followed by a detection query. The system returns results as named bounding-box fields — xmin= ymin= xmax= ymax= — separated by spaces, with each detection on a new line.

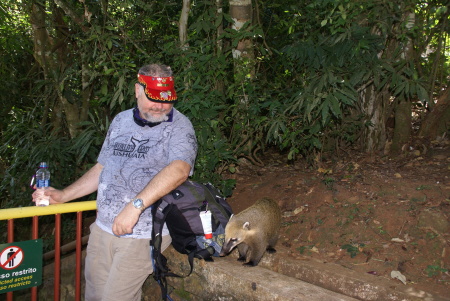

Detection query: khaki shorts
xmin=84 ymin=223 xmax=171 ymax=301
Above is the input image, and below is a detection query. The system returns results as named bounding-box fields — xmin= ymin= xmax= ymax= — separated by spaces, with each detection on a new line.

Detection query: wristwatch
xmin=132 ymin=198 xmax=146 ymax=212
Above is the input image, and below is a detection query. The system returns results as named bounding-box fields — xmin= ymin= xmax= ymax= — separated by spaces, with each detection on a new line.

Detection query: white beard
xmin=141 ymin=111 xmax=169 ymax=123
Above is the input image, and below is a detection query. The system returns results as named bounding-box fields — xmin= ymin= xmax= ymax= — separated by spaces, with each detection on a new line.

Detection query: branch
xmin=254 ymin=0 xmax=273 ymax=55
xmin=53 ymin=0 xmax=88 ymax=30
xmin=179 ymin=0 xmax=191 ymax=50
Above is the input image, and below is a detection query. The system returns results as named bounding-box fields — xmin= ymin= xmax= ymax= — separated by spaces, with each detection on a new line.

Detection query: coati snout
xmin=220 ymin=198 xmax=281 ymax=267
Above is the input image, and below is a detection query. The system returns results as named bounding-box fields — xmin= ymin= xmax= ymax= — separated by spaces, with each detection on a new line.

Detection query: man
xmin=32 ymin=64 xmax=197 ymax=300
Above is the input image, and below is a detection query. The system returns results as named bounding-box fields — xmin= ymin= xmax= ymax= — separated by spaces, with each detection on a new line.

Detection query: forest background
xmin=0 ymin=0 xmax=449 ymax=207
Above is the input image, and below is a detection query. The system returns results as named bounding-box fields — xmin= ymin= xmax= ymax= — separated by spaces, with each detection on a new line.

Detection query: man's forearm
xmin=136 ymin=160 xmax=191 ymax=209
xmin=111 ymin=160 xmax=191 ymax=236
xmin=61 ymin=162 xmax=103 ymax=202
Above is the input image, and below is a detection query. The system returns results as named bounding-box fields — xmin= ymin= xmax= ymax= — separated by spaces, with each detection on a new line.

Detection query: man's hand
xmin=112 ymin=203 xmax=142 ymax=236
xmin=30 ymin=163 xmax=103 ymax=206
xmin=32 ymin=187 xmax=66 ymax=205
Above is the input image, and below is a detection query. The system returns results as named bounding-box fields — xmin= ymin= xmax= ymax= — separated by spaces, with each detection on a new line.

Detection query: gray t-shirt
xmin=95 ymin=107 xmax=197 ymax=238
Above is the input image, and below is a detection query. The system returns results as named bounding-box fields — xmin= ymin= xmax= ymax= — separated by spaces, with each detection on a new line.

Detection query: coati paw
xmin=266 ymin=247 xmax=277 ymax=254
xmin=237 ymin=256 xmax=246 ymax=262
xmin=242 ymin=262 xmax=257 ymax=267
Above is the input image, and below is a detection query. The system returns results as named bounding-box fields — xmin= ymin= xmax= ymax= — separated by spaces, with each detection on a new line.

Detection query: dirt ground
xmin=223 ymin=142 xmax=450 ymax=297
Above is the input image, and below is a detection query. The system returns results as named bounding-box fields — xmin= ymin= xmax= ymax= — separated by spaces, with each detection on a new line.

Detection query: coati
xmin=219 ymin=198 xmax=281 ymax=267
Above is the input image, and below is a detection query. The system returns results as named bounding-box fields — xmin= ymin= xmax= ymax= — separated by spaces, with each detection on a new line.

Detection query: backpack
xmin=150 ymin=180 xmax=233 ymax=300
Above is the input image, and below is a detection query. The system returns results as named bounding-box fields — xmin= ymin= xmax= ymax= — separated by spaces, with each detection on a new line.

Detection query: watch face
xmin=133 ymin=199 xmax=143 ymax=208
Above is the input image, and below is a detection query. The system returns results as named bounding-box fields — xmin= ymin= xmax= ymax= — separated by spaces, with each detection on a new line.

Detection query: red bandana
xmin=137 ymin=74 xmax=177 ymax=103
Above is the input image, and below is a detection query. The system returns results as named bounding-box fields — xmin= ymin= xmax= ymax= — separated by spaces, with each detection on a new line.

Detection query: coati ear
xmin=243 ymin=221 xmax=250 ymax=230
xmin=229 ymin=214 xmax=234 ymax=220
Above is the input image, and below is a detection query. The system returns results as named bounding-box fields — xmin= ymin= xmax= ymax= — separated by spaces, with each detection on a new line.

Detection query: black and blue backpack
xmin=151 ymin=181 xmax=233 ymax=300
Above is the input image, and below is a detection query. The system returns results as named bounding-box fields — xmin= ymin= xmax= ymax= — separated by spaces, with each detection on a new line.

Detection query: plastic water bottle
xmin=35 ymin=162 xmax=50 ymax=206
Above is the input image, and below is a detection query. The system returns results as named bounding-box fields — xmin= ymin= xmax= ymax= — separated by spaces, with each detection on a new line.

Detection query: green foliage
xmin=0 ymin=107 xmax=104 ymax=207
xmin=425 ymin=265 xmax=448 ymax=277
xmin=296 ymin=245 xmax=315 ymax=255
xmin=341 ymin=243 xmax=365 ymax=258
xmin=322 ymin=177 xmax=336 ymax=190
xmin=274 ymin=11 xmax=384 ymax=158
xmin=0 ymin=1 xmax=34 ymax=132
xmin=1 ymin=0 xmax=449 ymax=207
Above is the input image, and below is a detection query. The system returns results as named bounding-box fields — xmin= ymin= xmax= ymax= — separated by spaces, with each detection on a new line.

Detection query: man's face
xmin=135 ymin=83 xmax=174 ymax=123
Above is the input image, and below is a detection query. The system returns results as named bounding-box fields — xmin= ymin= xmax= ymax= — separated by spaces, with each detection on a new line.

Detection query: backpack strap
xmin=151 ymin=251 xmax=178 ymax=301
xmin=151 ymin=200 xmax=181 ymax=301
xmin=152 ymin=199 xmax=169 ymax=248
xmin=152 ymin=199 xmax=169 ymax=273
xmin=185 ymin=246 xmax=215 ymax=277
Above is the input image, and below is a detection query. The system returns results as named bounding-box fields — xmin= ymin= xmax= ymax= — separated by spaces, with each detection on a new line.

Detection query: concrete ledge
xmin=159 ymin=246 xmax=450 ymax=301
xmin=275 ymin=257 xmax=448 ymax=301
xmin=163 ymin=248 xmax=358 ymax=301
xmin=261 ymin=248 xmax=450 ymax=301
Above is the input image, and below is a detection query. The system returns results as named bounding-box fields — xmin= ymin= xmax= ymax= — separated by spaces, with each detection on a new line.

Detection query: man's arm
xmin=32 ymin=162 xmax=103 ymax=204
xmin=112 ymin=159 xmax=191 ymax=236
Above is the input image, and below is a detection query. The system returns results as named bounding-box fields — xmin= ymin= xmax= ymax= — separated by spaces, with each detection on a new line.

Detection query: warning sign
xmin=0 ymin=240 xmax=42 ymax=294
xmin=1 ymin=246 xmax=24 ymax=270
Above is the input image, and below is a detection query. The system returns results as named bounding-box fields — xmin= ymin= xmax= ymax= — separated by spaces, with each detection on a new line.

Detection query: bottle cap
xmin=40 ymin=162 xmax=48 ymax=168
xmin=205 ymin=233 xmax=213 ymax=239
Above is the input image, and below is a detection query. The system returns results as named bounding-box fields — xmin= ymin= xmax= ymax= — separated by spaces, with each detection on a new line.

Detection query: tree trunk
xmin=229 ymin=0 xmax=254 ymax=84
xmin=229 ymin=0 xmax=260 ymax=163
xmin=359 ymin=85 xmax=389 ymax=153
xmin=30 ymin=0 xmax=91 ymax=138
xmin=179 ymin=0 xmax=191 ymax=50
xmin=360 ymin=10 xmax=417 ymax=155
xmin=391 ymin=99 xmax=412 ymax=154
xmin=215 ymin=0 xmax=225 ymax=94
xmin=418 ymin=86 xmax=450 ymax=139
xmin=390 ymin=11 xmax=415 ymax=155
xmin=216 ymin=0 xmax=224 ymax=54
xmin=30 ymin=1 xmax=57 ymax=127
xmin=358 ymin=20 xmax=395 ymax=153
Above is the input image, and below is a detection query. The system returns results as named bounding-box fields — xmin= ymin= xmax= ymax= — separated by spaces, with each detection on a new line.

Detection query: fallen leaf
xmin=391 ymin=270 xmax=407 ymax=285
xmin=318 ymin=168 xmax=332 ymax=174
xmin=293 ymin=207 xmax=304 ymax=215
xmin=403 ymin=234 xmax=411 ymax=242
xmin=391 ymin=238 xmax=405 ymax=243
xmin=310 ymin=246 xmax=319 ymax=253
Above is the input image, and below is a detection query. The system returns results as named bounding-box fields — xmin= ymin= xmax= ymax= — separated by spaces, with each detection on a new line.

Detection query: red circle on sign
xmin=0 ymin=246 xmax=24 ymax=270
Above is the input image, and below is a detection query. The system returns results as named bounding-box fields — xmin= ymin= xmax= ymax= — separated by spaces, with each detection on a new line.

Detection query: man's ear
xmin=135 ymin=83 xmax=143 ymax=97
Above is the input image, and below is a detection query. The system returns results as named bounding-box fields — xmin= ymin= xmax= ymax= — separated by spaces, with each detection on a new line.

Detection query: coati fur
xmin=219 ymin=198 xmax=281 ymax=267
